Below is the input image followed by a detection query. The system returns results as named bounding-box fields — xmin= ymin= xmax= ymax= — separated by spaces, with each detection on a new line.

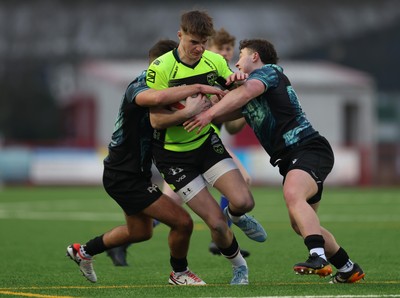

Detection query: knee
xmin=239 ymin=199 xmax=255 ymax=212
xmin=230 ymin=192 xmax=255 ymax=212
xmin=283 ymin=187 xmax=301 ymax=208
xmin=174 ymin=213 xmax=194 ymax=235
xmin=181 ymin=216 xmax=194 ymax=235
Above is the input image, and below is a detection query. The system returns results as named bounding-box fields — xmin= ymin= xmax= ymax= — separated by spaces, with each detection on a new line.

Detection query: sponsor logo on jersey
xmin=176 ymin=174 xmax=186 ymax=183
xmin=147 ymin=184 xmax=159 ymax=193
xmin=172 ymin=65 xmax=179 ymax=78
xmin=168 ymin=167 xmax=184 ymax=176
xmin=146 ymin=69 xmax=156 ymax=83
xmin=210 ymin=134 xmax=219 ymax=145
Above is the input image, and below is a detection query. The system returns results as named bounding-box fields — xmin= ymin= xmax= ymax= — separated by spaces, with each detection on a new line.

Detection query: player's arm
xmin=209 ymin=78 xmax=266 ymax=117
xmin=150 ymin=93 xmax=211 ymax=129
xmin=136 ymin=84 xmax=224 ymax=107
xmin=224 ymin=117 xmax=247 ymax=135
xmin=184 ymin=78 xmax=265 ymax=133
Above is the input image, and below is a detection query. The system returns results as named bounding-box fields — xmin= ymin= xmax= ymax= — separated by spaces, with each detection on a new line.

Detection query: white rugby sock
xmin=310 ymin=247 xmax=327 ymax=261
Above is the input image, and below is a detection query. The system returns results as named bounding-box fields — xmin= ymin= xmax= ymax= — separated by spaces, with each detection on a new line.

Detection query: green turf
xmin=0 ymin=185 xmax=399 ymax=297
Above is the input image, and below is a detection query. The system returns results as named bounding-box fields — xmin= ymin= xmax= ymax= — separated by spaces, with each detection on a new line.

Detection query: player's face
xmin=178 ymin=31 xmax=208 ymax=62
xmin=235 ymin=48 xmax=255 ymax=73
xmin=209 ymin=44 xmax=234 ymax=62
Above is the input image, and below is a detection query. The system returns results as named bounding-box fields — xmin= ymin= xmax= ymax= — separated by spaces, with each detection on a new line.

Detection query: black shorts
xmin=102 ymin=168 xmax=163 ymax=216
xmin=277 ymin=136 xmax=334 ymax=204
xmin=152 ymin=132 xmax=232 ymax=192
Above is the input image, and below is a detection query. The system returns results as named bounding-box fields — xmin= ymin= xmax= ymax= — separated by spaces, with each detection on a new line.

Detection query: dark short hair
xmin=239 ymin=39 xmax=279 ymax=64
xmin=180 ymin=10 xmax=214 ymax=38
xmin=148 ymin=39 xmax=178 ymax=63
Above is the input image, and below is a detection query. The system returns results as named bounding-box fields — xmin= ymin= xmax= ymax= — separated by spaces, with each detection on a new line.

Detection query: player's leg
xmin=209 ymin=147 xmax=251 ymax=257
xmin=66 ymin=214 xmax=153 ymax=283
xmin=106 ymin=182 xmax=178 ymax=267
xmin=289 ymin=183 xmax=365 ymax=282
xmin=200 ymin=132 xmax=266 ymax=242
xmin=152 ymin=136 xmax=247 ymax=284
xmin=139 ymin=192 xmax=205 ymax=285
xmin=283 ymin=168 xmax=332 ymax=276
xmin=207 ymin=163 xmax=267 ymax=243
xmin=184 ymin=184 xmax=248 ymax=285
xmin=320 ymin=224 xmax=365 ymax=283
xmin=67 ymin=170 xmax=157 ymax=282
xmin=208 ymin=193 xmax=230 ymax=255
xmin=142 ymin=194 xmax=193 ymax=259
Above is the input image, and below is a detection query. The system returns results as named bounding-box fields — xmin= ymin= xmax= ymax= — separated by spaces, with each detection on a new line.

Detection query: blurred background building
xmin=0 ymin=0 xmax=399 ymax=185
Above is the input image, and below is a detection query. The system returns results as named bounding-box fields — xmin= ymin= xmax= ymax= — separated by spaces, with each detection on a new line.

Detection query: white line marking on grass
xmin=0 ymin=210 xmax=122 ymax=221
xmin=1 ymin=209 xmax=400 ymax=223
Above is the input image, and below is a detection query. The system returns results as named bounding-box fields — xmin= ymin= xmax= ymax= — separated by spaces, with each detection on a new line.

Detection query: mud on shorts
xmin=103 ymin=167 xmax=163 ymax=216
xmin=153 ymin=132 xmax=238 ymax=203
xmin=276 ymin=135 xmax=335 ymax=204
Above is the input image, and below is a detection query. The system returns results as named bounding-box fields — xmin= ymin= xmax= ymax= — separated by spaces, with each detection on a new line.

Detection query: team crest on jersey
xmin=207 ymin=72 xmax=218 ymax=85
xmin=153 ymin=130 xmax=161 ymax=140
xmin=211 ymin=133 xmax=224 ymax=153
xmin=147 ymin=69 xmax=156 ymax=83
xmin=153 ymin=59 xmax=161 ymax=66
xmin=213 ymin=144 xmax=225 ymax=154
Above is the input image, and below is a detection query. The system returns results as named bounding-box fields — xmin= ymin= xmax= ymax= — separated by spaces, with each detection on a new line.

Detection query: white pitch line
xmin=0 ymin=210 xmax=123 ymax=222
xmin=0 ymin=209 xmax=400 ymax=223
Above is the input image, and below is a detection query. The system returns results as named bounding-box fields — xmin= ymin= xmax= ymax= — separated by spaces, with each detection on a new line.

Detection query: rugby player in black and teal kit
xmin=66 ymin=39 xmax=225 ymax=286
xmin=184 ymin=38 xmax=365 ymax=284
xmin=147 ymin=10 xmax=266 ymax=286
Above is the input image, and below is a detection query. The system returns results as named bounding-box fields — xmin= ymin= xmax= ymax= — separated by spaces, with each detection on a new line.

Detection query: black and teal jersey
xmin=146 ymin=49 xmax=232 ymax=152
xmin=243 ymin=64 xmax=317 ymax=164
xmin=104 ymin=70 xmax=153 ymax=175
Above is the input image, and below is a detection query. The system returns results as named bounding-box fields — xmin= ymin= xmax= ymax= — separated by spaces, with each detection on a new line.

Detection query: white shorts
xmin=177 ymin=158 xmax=237 ymax=203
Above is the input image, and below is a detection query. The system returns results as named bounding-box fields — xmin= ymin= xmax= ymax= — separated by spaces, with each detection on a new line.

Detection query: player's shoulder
xmin=250 ymin=64 xmax=279 ymax=77
xmin=203 ymin=50 xmax=226 ymax=62
xmin=149 ymin=50 xmax=175 ymax=70
xmin=128 ymin=70 xmax=146 ymax=88
xmin=202 ymin=50 xmax=232 ymax=74
xmin=125 ymin=70 xmax=148 ymax=96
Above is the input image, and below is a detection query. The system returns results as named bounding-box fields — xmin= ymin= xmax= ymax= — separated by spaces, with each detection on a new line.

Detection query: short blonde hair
xmin=209 ymin=28 xmax=235 ymax=48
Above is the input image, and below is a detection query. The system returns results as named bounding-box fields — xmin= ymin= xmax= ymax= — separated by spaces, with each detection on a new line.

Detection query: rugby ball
xmin=168 ymin=93 xmax=199 ymax=111
xmin=169 ymin=100 xmax=186 ymax=111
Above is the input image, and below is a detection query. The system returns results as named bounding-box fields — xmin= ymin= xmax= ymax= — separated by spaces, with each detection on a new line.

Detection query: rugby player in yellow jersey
xmin=66 ymin=39 xmax=225 ymax=285
xmin=147 ymin=10 xmax=267 ymax=285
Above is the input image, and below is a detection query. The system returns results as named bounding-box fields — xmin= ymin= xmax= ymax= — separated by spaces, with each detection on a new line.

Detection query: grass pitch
xmin=0 ymin=185 xmax=399 ymax=297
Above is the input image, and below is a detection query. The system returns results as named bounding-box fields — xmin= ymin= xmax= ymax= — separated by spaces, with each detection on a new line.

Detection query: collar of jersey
xmin=173 ymin=48 xmax=201 ymax=69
